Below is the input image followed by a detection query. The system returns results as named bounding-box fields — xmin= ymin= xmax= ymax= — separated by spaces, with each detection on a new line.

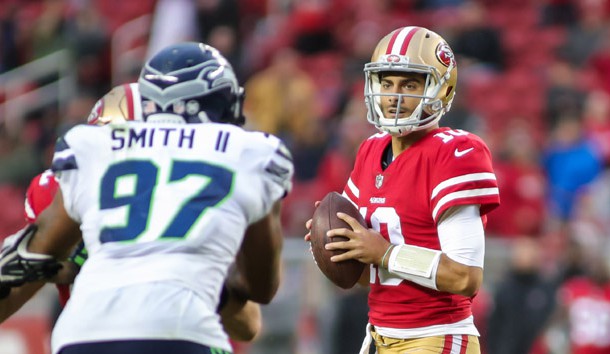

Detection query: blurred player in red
xmin=0 ymin=83 xmax=141 ymax=320
xmin=555 ymin=243 xmax=610 ymax=354
xmin=0 ymin=169 xmax=79 ymax=322
xmin=306 ymin=26 xmax=500 ymax=353
xmin=25 ymin=169 xmax=77 ymax=307
xmin=0 ymin=83 xmax=262 ymax=344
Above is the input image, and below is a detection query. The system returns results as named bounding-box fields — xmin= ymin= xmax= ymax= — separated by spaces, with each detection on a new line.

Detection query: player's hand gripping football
xmin=0 ymin=225 xmax=62 ymax=293
xmin=324 ymin=212 xmax=391 ymax=267
xmin=304 ymin=200 xmax=321 ymax=264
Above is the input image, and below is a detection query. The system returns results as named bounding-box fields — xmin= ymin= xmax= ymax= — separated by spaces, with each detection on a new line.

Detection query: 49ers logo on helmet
xmin=435 ymin=42 xmax=455 ymax=67
xmin=87 ymin=98 xmax=104 ymax=125
xmin=386 ymin=54 xmax=401 ymax=63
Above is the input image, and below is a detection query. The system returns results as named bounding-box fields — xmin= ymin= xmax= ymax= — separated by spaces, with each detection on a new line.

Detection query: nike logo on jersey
xmin=454 ymin=147 xmax=474 ymax=157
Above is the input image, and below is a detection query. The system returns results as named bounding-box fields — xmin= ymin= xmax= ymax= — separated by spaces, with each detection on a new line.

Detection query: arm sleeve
xmin=437 ymin=205 xmax=485 ymax=268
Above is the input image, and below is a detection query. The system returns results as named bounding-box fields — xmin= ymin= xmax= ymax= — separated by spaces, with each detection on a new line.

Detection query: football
xmin=310 ymin=192 xmax=366 ymax=289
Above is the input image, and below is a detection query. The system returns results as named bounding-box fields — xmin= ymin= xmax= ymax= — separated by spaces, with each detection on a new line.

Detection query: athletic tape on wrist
xmin=387 ymin=244 xmax=441 ymax=289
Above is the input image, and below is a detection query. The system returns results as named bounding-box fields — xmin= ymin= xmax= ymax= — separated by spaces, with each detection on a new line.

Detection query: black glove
xmin=0 ymin=224 xmax=62 ymax=287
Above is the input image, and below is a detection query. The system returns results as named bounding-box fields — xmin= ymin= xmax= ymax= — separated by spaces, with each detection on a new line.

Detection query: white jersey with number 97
xmin=49 ymin=121 xmax=293 ymax=353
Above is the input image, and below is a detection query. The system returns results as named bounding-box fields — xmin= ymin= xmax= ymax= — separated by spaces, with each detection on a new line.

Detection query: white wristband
xmin=387 ymin=244 xmax=442 ymax=290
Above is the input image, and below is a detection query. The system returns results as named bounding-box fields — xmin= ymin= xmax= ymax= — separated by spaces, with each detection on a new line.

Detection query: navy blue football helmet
xmin=138 ymin=42 xmax=245 ymax=125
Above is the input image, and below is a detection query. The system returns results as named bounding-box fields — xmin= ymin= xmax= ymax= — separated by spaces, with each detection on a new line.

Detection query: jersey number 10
xmin=365 ymin=206 xmax=407 ymax=287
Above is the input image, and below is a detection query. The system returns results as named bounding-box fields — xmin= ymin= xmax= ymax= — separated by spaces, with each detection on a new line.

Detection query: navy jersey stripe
xmin=275 ymin=142 xmax=293 ymax=162
xmin=52 ymin=156 xmax=78 ymax=172
xmin=52 ymin=137 xmax=78 ymax=172
xmin=54 ymin=136 xmax=71 ymax=153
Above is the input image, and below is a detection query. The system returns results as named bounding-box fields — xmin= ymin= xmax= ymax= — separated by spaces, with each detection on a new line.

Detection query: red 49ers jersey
xmin=24 ymin=170 xmax=72 ymax=306
xmin=560 ymin=276 xmax=610 ymax=354
xmin=343 ymin=127 xmax=500 ymax=329
xmin=24 ymin=169 xmax=59 ymax=223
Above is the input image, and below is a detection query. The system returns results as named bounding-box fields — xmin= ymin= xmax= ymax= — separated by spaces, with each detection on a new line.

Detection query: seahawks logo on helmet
xmin=138 ymin=42 xmax=245 ymax=126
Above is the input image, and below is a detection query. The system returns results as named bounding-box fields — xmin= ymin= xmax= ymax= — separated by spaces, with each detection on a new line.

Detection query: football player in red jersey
xmin=0 ymin=169 xmax=79 ymax=321
xmin=0 ymin=83 xmax=263 ymax=343
xmin=0 ymin=83 xmax=142 ymax=322
xmin=24 ymin=169 xmax=80 ymax=308
xmin=306 ymin=26 xmax=500 ymax=353
xmin=555 ymin=244 xmax=610 ymax=354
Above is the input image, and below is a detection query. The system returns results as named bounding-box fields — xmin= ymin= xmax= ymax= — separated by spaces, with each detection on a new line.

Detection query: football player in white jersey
xmin=305 ymin=26 xmax=500 ymax=353
xmin=0 ymin=42 xmax=293 ymax=354
xmin=0 ymin=83 xmax=264 ymax=343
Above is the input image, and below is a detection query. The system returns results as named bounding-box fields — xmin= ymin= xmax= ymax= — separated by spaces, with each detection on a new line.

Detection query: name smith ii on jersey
xmin=111 ymin=126 xmax=198 ymax=150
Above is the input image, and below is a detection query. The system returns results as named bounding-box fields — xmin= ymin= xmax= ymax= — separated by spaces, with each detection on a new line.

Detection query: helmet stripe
xmin=123 ymin=83 xmax=135 ymax=120
xmin=129 ymin=83 xmax=143 ymax=121
xmin=386 ymin=28 xmax=402 ymax=54
xmin=399 ymin=27 xmax=418 ymax=55
xmin=387 ymin=27 xmax=419 ymax=55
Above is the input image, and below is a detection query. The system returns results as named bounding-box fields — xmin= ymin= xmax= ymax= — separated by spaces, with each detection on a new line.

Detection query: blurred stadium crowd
xmin=2 ymin=0 xmax=610 ymax=353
